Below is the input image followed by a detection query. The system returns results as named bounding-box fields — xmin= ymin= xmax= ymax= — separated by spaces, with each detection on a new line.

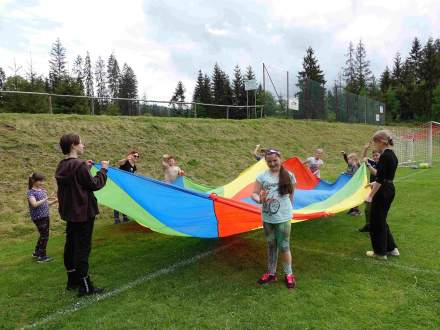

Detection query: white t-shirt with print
xmin=306 ymin=157 xmax=324 ymax=178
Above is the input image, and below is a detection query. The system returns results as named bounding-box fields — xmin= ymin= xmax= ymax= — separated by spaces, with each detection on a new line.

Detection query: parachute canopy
xmin=93 ymin=157 xmax=369 ymax=238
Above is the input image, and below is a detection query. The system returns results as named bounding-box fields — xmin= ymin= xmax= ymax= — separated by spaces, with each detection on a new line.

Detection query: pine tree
xmin=192 ymin=70 xmax=204 ymax=102
xmin=407 ymin=37 xmax=422 ymax=84
xmin=297 ymin=47 xmax=326 ymax=119
xmin=72 ymin=55 xmax=84 ymax=92
xmin=0 ymin=67 xmax=6 ymax=90
xmin=343 ymin=41 xmax=356 ymax=92
xmin=202 ymin=74 xmax=212 ymax=103
xmin=354 ymin=39 xmax=372 ymax=93
xmin=420 ymin=38 xmax=438 ymax=119
xmin=170 ymin=81 xmax=186 ymax=116
xmin=232 ymin=65 xmax=245 ymax=106
xmin=84 ymin=52 xmax=94 ymax=97
xmin=95 ymin=56 xmax=108 ymax=114
xmin=391 ymin=52 xmax=403 ymax=86
xmin=48 ymin=38 xmax=67 ymax=89
xmin=107 ymin=53 xmax=120 ymax=99
xmin=118 ymin=63 xmax=138 ymax=115
xmin=380 ymin=67 xmax=391 ymax=94
xmin=245 ymin=65 xmax=256 ymax=81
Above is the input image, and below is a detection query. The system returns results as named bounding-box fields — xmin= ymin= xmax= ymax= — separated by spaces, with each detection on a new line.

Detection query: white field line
xmin=295 ymin=246 xmax=440 ymax=276
xmin=22 ymin=240 xmax=239 ymax=330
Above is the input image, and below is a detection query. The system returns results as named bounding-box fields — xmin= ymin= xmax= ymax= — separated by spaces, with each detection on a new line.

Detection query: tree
xmin=118 ymin=63 xmax=138 ymax=115
xmin=72 ymin=55 xmax=84 ymax=92
xmin=107 ymin=53 xmax=120 ymax=99
xmin=354 ymin=39 xmax=372 ymax=93
xmin=380 ymin=66 xmax=391 ymax=94
xmin=385 ymin=88 xmax=400 ymax=121
xmin=432 ymin=84 xmax=440 ymax=120
xmin=391 ymin=52 xmax=403 ymax=86
xmin=170 ymin=81 xmax=186 ymax=116
xmin=48 ymin=38 xmax=67 ymax=89
xmin=407 ymin=37 xmax=423 ymax=84
xmin=297 ymin=47 xmax=326 ymax=119
xmin=0 ymin=67 xmax=5 ymax=90
xmin=420 ymin=38 xmax=438 ymax=119
xmin=192 ymin=70 xmax=204 ymax=102
xmin=84 ymin=52 xmax=94 ymax=97
xmin=343 ymin=41 xmax=356 ymax=92
xmin=232 ymin=65 xmax=246 ymax=106
xmin=211 ymin=63 xmax=231 ymax=117
xmin=95 ymin=56 xmax=109 ymax=114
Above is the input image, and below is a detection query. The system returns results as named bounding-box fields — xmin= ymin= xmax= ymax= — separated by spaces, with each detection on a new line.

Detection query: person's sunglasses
xmin=133 ymin=154 xmax=140 ymax=158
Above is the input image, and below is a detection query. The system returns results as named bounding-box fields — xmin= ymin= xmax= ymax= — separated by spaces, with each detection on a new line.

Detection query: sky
xmin=0 ymin=0 xmax=439 ymax=100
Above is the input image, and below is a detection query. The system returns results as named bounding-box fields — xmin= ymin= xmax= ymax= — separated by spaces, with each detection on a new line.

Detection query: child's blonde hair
xmin=347 ymin=153 xmax=360 ymax=164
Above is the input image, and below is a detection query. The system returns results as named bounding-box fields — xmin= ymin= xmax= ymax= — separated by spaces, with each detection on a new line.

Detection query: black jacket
xmin=55 ymin=158 xmax=107 ymax=222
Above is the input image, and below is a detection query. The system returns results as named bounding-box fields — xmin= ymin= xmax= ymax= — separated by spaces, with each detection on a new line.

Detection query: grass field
xmin=0 ymin=114 xmax=439 ymax=329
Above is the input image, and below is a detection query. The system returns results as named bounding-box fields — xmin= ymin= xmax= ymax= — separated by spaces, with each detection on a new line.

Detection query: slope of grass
xmin=1 ymin=113 xmax=438 ymax=329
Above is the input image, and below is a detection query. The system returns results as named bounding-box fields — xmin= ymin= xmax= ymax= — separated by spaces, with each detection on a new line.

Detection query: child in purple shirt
xmin=27 ymin=173 xmax=57 ymax=262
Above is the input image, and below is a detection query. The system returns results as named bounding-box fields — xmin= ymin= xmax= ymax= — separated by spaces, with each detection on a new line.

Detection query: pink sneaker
xmin=257 ymin=273 xmax=277 ymax=285
xmin=284 ymin=274 xmax=296 ymax=289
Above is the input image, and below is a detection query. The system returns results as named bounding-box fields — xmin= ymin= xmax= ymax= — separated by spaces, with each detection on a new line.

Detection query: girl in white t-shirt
xmin=252 ymin=149 xmax=297 ymax=290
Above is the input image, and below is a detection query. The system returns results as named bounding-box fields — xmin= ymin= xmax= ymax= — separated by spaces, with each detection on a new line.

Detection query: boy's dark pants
xmin=364 ymin=202 xmax=371 ymax=225
xmin=64 ymin=218 xmax=95 ymax=278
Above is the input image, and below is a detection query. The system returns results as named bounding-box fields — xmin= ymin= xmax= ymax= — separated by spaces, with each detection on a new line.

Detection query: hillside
xmin=0 ymin=113 xmax=379 ymax=239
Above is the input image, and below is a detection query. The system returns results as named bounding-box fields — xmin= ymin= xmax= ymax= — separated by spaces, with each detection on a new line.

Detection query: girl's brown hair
xmin=373 ymin=130 xmax=394 ymax=146
xmin=28 ymin=172 xmax=45 ymax=190
xmin=265 ymin=149 xmax=293 ymax=196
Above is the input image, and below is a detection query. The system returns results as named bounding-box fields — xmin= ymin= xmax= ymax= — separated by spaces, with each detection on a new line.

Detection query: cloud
xmin=1 ymin=0 xmax=440 ymax=101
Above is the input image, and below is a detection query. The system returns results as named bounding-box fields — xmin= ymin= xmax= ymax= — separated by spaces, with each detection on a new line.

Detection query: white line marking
xmin=22 ymin=240 xmax=239 ymax=329
xmin=295 ymin=246 xmax=440 ymax=275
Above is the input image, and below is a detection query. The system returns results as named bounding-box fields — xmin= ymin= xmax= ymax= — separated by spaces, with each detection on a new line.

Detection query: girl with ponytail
xmin=365 ymin=130 xmax=399 ymax=260
xmin=27 ymin=172 xmax=58 ymax=262
xmin=251 ymin=149 xmax=297 ymax=289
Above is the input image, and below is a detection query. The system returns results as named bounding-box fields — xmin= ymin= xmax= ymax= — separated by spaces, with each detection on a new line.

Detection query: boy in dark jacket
xmin=55 ymin=133 xmax=108 ymax=296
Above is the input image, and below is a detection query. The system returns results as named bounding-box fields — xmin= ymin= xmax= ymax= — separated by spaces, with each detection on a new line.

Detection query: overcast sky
xmin=1 ymin=0 xmax=439 ymax=100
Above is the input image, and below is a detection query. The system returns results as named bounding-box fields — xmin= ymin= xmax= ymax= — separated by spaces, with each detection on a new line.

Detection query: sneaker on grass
xmin=257 ymin=273 xmax=277 ymax=285
xmin=387 ymin=248 xmax=400 ymax=256
xmin=366 ymin=251 xmax=387 ymax=260
xmin=284 ymin=274 xmax=296 ymax=289
xmin=37 ymin=256 xmax=53 ymax=263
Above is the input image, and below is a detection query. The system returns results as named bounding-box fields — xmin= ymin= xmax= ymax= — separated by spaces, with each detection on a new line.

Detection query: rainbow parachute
xmin=93 ymin=157 xmax=369 ymax=238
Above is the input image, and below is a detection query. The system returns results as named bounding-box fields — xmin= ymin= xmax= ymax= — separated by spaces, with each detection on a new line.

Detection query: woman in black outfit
xmin=364 ymin=130 xmax=400 ymax=260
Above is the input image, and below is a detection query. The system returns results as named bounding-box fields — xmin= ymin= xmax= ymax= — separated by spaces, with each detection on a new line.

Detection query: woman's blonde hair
xmin=373 ymin=130 xmax=394 ymax=146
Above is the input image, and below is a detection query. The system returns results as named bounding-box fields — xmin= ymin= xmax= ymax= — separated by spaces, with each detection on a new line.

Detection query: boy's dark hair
xmin=28 ymin=172 xmax=45 ymax=190
xmin=59 ymin=133 xmax=81 ymax=155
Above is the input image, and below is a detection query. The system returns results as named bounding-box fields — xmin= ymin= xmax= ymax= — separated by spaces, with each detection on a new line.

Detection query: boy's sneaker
xmin=32 ymin=252 xmax=39 ymax=258
xmin=113 ymin=219 xmax=121 ymax=225
xmin=284 ymin=274 xmax=296 ymax=289
xmin=387 ymin=248 xmax=400 ymax=257
xmin=366 ymin=251 xmax=387 ymax=260
xmin=257 ymin=273 xmax=277 ymax=285
xmin=122 ymin=217 xmax=129 ymax=223
xmin=37 ymin=256 xmax=53 ymax=263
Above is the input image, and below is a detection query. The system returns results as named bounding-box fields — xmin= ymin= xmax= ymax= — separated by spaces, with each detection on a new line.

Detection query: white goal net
xmin=390 ymin=121 xmax=440 ymax=166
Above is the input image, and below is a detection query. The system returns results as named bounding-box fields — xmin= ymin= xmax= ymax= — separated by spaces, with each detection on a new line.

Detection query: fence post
xmin=428 ymin=121 xmax=433 ymax=166
xmin=226 ymin=106 xmax=229 ymax=119
xmin=48 ymin=95 xmax=52 ymax=114
xmin=90 ymin=97 xmax=95 ymax=115
xmin=260 ymin=105 xmax=264 ymax=118
xmin=194 ymin=103 xmax=197 ymax=118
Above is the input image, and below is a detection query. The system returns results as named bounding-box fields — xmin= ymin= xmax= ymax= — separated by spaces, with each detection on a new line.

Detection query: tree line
xmin=0 ymin=38 xmax=139 ymax=115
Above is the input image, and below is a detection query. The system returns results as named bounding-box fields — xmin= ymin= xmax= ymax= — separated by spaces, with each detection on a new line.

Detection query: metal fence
xmin=262 ymin=63 xmax=386 ymax=125
xmin=0 ymin=90 xmax=264 ymax=119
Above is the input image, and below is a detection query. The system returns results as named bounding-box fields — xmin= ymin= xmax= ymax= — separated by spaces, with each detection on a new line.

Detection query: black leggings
xmin=370 ymin=184 xmax=397 ymax=255
xmin=33 ymin=217 xmax=49 ymax=257
xmin=64 ymin=219 xmax=95 ymax=278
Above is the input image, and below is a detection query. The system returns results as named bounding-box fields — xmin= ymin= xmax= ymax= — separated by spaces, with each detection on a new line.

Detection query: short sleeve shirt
xmin=119 ymin=160 xmax=137 ymax=173
xmin=307 ymin=157 xmax=324 ymax=178
xmin=27 ymin=189 xmax=49 ymax=221
xmin=256 ymin=170 xmax=296 ymax=224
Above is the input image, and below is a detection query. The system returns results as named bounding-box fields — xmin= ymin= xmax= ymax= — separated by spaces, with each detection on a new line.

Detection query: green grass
xmin=0 ymin=113 xmax=439 ymax=329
